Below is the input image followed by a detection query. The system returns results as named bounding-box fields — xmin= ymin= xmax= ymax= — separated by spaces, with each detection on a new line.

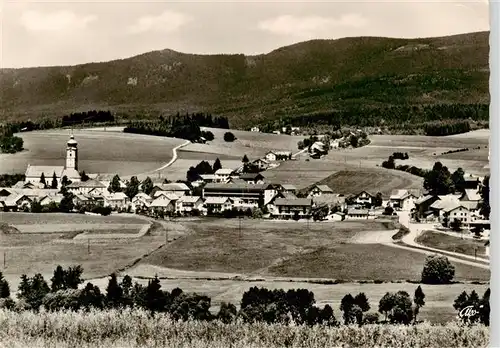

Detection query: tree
xmin=224 ymin=132 xmax=236 ymax=142
xmin=30 ymin=199 xmax=42 ymax=213
xmin=374 ymin=192 xmax=383 ymax=207
xmin=108 ymin=175 xmax=122 ymax=193
xmin=217 ymin=302 xmax=237 ymax=323
xmin=18 ymin=273 xmax=50 ymax=311
xmin=471 ymin=225 xmax=483 ymax=238
xmin=479 ymin=175 xmax=490 ymax=219
xmin=242 ymin=155 xmax=249 ymax=164
xmin=421 ymin=255 xmax=455 ymax=284
xmin=51 ymin=172 xmax=58 ymax=189
xmin=145 ymin=275 xmax=167 ymax=312
xmin=61 ymin=175 xmax=70 ymax=187
xmin=479 ymin=288 xmax=490 ymax=326
xmin=105 ymin=273 xmax=123 ymax=308
xmin=39 ymin=173 xmax=46 ymax=187
xmin=0 ymin=272 xmax=10 ymax=298
xmin=141 ymin=177 xmax=154 ymax=195
xmin=413 ymin=286 xmax=425 ymax=323
xmin=378 ymin=292 xmax=395 ymax=321
xmin=340 ymin=294 xmax=355 ymax=325
xmin=350 ymin=136 xmax=359 ymax=148
xmin=354 ymin=293 xmax=370 ymax=312
xmin=59 ymin=191 xmax=74 ymax=213
xmin=451 ymin=168 xmax=466 ymax=193
xmin=424 ymin=162 xmax=454 ymax=195
xmin=50 ymin=265 xmax=66 ymax=292
xmin=213 ymin=158 xmax=222 ymax=173
xmin=125 ymin=176 xmax=140 ymax=199
xmin=51 ymin=265 xmax=84 ymax=292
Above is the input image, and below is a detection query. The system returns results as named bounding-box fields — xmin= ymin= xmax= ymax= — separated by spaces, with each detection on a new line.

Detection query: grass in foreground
xmin=416 ymin=231 xmax=486 ymax=257
xmin=0 ymin=309 xmax=488 ymax=348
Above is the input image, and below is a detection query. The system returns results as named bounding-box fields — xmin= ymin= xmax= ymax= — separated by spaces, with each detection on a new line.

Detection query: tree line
xmin=423 ymin=120 xmax=472 ymax=136
xmin=0 ymin=264 xmax=489 ymax=327
xmin=124 ymin=113 xmax=229 ymax=142
xmin=259 ymin=104 xmax=488 ymax=133
xmin=61 ymin=110 xmax=114 ymax=127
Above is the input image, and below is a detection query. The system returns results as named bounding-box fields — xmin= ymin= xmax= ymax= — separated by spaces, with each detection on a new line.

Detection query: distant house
xmin=150 ymin=183 xmax=190 ymax=197
xmin=199 ymin=174 xmax=217 ymax=183
xmin=239 ymin=173 xmax=265 ymax=185
xmin=389 ymin=189 xmax=420 ymax=211
xmin=443 ymin=205 xmax=470 ymax=227
xmin=268 ymin=198 xmax=313 ymax=219
xmin=346 ymin=209 xmax=374 ymax=220
xmin=104 ymin=192 xmax=130 ymax=210
xmin=149 ymin=195 xmax=176 ymax=214
xmin=414 ymin=195 xmax=440 ymax=219
xmin=463 ymin=175 xmax=481 ymax=190
xmin=251 ymin=127 xmax=260 ymax=132
xmin=312 ymin=194 xmax=346 ymax=212
xmin=4 ymin=194 xmax=32 ymax=211
xmin=265 ymin=151 xmax=292 ymax=162
xmin=39 ymin=194 xmax=63 ymax=206
xmin=281 ymin=184 xmax=297 ymax=195
xmin=67 ymin=179 xmax=107 ymax=196
xmin=131 ymin=193 xmax=153 ymax=212
xmin=307 ymin=184 xmax=334 ymax=198
xmin=204 ymin=197 xmax=233 ymax=213
xmin=214 ymin=169 xmax=236 ymax=183
xmin=178 ymin=196 xmax=204 ymax=214
xmin=252 ymin=158 xmax=270 ymax=171
xmin=429 ymin=195 xmax=462 ymax=220
xmin=350 ymin=191 xmax=377 ymax=206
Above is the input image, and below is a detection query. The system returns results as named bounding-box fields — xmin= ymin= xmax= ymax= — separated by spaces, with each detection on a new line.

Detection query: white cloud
xmin=20 ymin=10 xmax=97 ymax=32
xmin=258 ymin=14 xmax=368 ymax=37
xmin=127 ymin=10 xmax=191 ymax=34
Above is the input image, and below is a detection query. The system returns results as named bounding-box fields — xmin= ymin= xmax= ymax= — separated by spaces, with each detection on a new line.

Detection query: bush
xmin=421 ymin=255 xmax=455 ymax=284
xmin=363 ymin=312 xmax=379 ymax=324
xmin=224 ymin=132 xmax=236 ymax=142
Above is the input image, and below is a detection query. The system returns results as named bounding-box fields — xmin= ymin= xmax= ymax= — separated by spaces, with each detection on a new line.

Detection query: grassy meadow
xmin=0 ymin=309 xmax=489 ymax=347
xmin=416 ymin=231 xmax=487 ymax=257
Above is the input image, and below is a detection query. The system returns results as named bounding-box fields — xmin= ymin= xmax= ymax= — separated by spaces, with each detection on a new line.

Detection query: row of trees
xmin=0 ymin=265 xmax=488 ymax=327
xmin=0 ymin=174 xmax=25 ymax=187
xmin=423 ymin=121 xmax=471 ymax=136
xmin=61 ymin=111 xmax=115 ymax=127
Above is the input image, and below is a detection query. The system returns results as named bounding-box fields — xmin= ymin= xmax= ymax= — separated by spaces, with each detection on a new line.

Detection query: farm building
xmin=459 ymin=189 xmax=482 ymax=202
xmin=307 ymin=184 xmax=334 ymax=197
xmin=414 ymin=195 xmax=440 ymax=219
xmin=131 ymin=193 xmax=153 ymax=212
xmin=345 ymin=209 xmax=375 ymax=220
xmin=268 ymin=198 xmax=313 ymax=219
xmin=350 ymin=191 xmax=377 ymax=206
xmin=104 ymin=192 xmax=130 ymax=210
xmin=39 ymin=194 xmax=63 ymax=206
xmin=312 ymin=194 xmax=346 ymax=212
xmin=149 ymin=196 xmax=176 ymax=214
xmin=442 ymin=205 xmax=471 ymax=227
xmin=1 ymin=194 xmax=32 ymax=211
xmin=281 ymin=184 xmax=297 ymax=195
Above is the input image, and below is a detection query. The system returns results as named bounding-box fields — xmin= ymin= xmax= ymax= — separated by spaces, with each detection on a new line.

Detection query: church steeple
xmin=66 ymin=134 xmax=78 ymax=171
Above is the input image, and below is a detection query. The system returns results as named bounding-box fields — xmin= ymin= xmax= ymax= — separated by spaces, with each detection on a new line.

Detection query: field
xmin=0 ymin=129 xmax=185 ymax=177
xmin=416 ymin=230 xmax=487 ymax=257
xmin=138 ymin=218 xmax=489 ymax=282
xmin=0 ymin=309 xmax=489 ymax=348
xmin=0 ymin=212 xmax=144 ymax=226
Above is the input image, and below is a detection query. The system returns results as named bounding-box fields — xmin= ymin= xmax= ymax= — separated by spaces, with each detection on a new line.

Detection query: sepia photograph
xmin=0 ymin=0 xmax=494 ymax=347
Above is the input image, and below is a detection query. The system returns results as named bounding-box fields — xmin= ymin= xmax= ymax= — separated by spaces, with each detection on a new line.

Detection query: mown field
xmin=0 ymin=309 xmax=489 ymax=347
xmin=139 ymin=218 xmax=489 ymax=282
xmin=0 ymin=129 xmax=184 ymax=176
xmin=416 ymin=230 xmax=487 ymax=257
xmin=0 ymin=212 xmax=144 ymax=225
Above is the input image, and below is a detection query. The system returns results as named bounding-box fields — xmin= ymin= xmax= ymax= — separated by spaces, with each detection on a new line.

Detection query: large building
xmin=25 ymin=134 xmax=82 ymax=187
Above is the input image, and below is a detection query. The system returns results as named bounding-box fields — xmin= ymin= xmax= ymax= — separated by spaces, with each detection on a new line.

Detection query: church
xmin=24 ymin=134 xmax=82 ymax=187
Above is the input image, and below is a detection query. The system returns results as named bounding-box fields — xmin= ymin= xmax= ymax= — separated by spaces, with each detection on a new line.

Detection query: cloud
xmin=258 ymin=14 xmax=368 ymax=37
xmin=127 ymin=10 xmax=191 ymax=34
xmin=20 ymin=10 xmax=97 ymax=32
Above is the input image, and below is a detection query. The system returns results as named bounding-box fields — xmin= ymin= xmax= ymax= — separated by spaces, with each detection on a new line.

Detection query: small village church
xmin=24 ymin=134 xmax=82 ymax=187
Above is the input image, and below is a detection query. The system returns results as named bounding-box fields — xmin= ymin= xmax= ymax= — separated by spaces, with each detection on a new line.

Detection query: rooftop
xmin=273 ymin=198 xmax=312 ymax=206
xmin=25 ymin=165 xmax=65 ymax=178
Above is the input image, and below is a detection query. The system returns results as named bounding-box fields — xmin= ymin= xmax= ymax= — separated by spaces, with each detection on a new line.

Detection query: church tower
xmin=66 ymin=134 xmax=78 ymax=171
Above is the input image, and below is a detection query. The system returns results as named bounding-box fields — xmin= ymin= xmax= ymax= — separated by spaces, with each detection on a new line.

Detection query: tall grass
xmin=0 ymin=308 xmax=488 ymax=348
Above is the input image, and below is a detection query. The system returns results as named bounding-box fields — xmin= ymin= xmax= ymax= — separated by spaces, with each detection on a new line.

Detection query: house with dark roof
xmin=252 ymin=158 xmax=270 ymax=171
xmin=413 ymin=195 xmax=440 ymax=219
xmin=307 ymin=184 xmax=334 ymax=197
xmin=267 ymin=198 xmax=313 ymax=219
xmin=350 ymin=191 xmax=377 ymax=206
xmin=239 ymin=173 xmax=265 ymax=184
xmin=281 ymin=184 xmax=297 ymax=195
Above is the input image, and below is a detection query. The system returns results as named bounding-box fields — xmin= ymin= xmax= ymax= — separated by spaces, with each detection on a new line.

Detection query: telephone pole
xmin=87 ymin=238 xmax=90 ymax=254
xmin=3 ymin=251 xmax=5 ymax=269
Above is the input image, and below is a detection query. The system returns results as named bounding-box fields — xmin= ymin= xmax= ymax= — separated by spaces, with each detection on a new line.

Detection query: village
xmin=0 ymin=134 xmax=490 ymax=249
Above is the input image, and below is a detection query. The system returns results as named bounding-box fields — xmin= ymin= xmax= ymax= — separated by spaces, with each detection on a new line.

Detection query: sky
xmin=0 ymin=0 xmax=490 ymax=68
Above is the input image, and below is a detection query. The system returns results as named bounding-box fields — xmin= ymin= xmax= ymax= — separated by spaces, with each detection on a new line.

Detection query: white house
xmin=178 ymin=196 xmax=204 ymax=214
xmin=389 ymin=189 xmax=419 ymax=211
xmin=104 ymin=192 xmax=130 ymax=210
xmin=66 ymin=179 xmax=107 ymax=196
xmin=325 ymin=211 xmax=345 ymax=221
xmin=268 ymin=198 xmax=313 ymax=219
xmin=151 ymin=183 xmax=190 ymax=197
xmin=443 ymin=205 xmax=470 ymax=227
xmin=252 ymin=158 xmax=270 ymax=171
xmin=345 ymin=209 xmax=376 ymax=220
xmin=214 ymin=169 xmax=235 ymax=183
xmin=39 ymin=194 xmax=64 ymax=206
xmin=307 ymin=184 xmax=334 ymax=198
xmin=204 ymin=197 xmax=233 ymax=213
xmin=350 ymin=191 xmax=376 ymax=206
xmin=149 ymin=195 xmax=176 ymax=214
xmin=265 ymin=151 xmax=292 ymax=162
xmin=131 ymin=193 xmax=153 ymax=211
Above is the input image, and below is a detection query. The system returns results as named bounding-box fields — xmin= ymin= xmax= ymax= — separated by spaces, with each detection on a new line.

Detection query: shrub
xmin=224 ymin=132 xmax=236 ymax=142
xmin=421 ymin=255 xmax=455 ymax=284
xmin=363 ymin=312 xmax=379 ymax=324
